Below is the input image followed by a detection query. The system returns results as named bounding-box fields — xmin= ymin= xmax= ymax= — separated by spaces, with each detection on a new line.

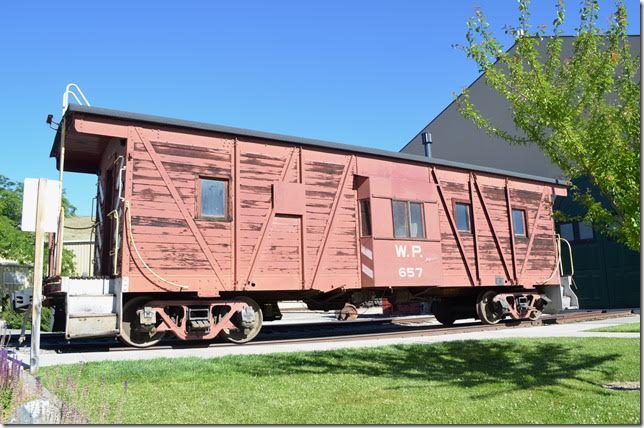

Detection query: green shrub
xmin=0 ymin=296 xmax=52 ymax=332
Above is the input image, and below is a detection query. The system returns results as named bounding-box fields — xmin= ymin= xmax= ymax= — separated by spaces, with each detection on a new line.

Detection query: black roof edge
xmin=50 ymin=128 xmax=61 ymax=159
xmin=56 ymin=104 xmax=569 ymax=186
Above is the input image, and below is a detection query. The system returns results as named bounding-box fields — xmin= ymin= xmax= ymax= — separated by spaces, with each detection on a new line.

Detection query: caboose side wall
xmin=429 ymin=169 xmax=561 ymax=288
xmin=354 ymin=158 xmax=561 ymax=289
xmin=124 ymin=124 xmax=362 ymax=296
xmin=68 ymin=114 xmax=564 ymax=298
xmin=126 ymin=126 xmax=235 ymax=295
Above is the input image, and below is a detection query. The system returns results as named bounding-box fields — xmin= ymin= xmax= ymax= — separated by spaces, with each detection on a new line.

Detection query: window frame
xmin=391 ymin=199 xmax=426 ymax=240
xmin=358 ymin=199 xmax=372 ymax=237
xmin=511 ymin=208 xmax=528 ymax=238
xmin=408 ymin=201 xmax=426 ymax=239
xmin=558 ymin=222 xmax=575 ymax=242
xmin=558 ymin=221 xmax=595 ymax=243
xmin=196 ymin=176 xmax=230 ymax=221
xmin=453 ymin=200 xmax=473 ymax=233
xmin=392 ymin=200 xmax=410 ymax=238
xmin=576 ymin=221 xmax=595 ymax=242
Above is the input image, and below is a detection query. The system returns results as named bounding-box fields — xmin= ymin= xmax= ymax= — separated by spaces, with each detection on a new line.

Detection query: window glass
xmin=512 ymin=209 xmax=526 ymax=237
xmin=409 ymin=202 xmax=425 ymax=238
xmin=455 ymin=203 xmax=471 ymax=232
xmin=201 ymin=178 xmax=227 ymax=218
xmin=559 ymin=222 xmax=574 ymax=241
xmin=392 ymin=200 xmax=409 ymax=238
xmin=359 ymin=200 xmax=372 ymax=236
xmin=578 ymin=221 xmax=594 ymax=240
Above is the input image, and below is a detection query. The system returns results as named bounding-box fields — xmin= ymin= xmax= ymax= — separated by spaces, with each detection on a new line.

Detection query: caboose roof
xmin=51 ymin=104 xmax=568 ymax=186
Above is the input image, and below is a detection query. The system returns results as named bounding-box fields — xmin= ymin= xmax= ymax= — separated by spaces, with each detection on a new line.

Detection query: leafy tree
xmin=457 ymin=0 xmax=640 ymax=251
xmin=0 ymin=177 xmax=33 ymax=264
xmin=0 ymin=174 xmax=77 ymax=271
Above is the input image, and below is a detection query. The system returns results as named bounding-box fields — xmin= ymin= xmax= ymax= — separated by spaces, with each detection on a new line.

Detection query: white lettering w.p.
xmin=395 ymin=244 xmax=407 ymax=257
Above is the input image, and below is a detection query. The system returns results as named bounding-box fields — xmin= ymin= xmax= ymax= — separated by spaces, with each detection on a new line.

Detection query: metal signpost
xmin=21 ymin=178 xmax=60 ymax=375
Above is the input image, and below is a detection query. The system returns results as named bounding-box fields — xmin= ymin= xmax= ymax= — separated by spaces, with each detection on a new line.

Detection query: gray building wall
xmin=401 ymin=35 xmax=640 ymax=179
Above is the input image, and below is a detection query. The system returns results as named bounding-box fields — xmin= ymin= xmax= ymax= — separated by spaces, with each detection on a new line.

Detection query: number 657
xmin=398 ymin=267 xmax=422 ymax=278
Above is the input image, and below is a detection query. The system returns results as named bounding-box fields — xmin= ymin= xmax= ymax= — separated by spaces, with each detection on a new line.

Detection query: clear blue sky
xmin=0 ymin=1 xmax=639 ymax=215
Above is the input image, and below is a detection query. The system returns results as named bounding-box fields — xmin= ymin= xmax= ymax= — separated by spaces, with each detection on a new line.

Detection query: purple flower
xmin=0 ymin=348 xmax=23 ymax=391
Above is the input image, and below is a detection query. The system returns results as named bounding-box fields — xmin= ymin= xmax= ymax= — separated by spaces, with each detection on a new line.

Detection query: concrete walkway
xmin=9 ymin=314 xmax=639 ymax=368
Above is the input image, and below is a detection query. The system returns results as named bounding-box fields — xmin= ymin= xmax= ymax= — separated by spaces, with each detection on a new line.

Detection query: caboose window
xmin=359 ymin=199 xmax=372 ymax=236
xmin=455 ymin=202 xmax=471 ymax=232
xmin=512 ymin=209 xmax=527 ymax=237
xmin=393 ymin=200 xmax=425 ymax=239
xmin=409 ymin=202 xmax=425 ymax=238
xmin=393 ymin=201 xmax=409 ymax=238
xmin=200 ymin=178 xmax=227 ymax=218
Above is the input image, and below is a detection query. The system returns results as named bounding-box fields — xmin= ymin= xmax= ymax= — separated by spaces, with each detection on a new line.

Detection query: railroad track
xmin=8 ymin=315 xmax=436 ymax=352
xmin=7 ymin=308 xmax=636 ymax=354
xmin=238 ymin=308 xmax=637 ymax=348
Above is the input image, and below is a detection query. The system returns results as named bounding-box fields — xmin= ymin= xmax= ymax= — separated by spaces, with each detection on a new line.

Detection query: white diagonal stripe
xmin=361 ymin=264 xmax=374 ymax=278
xmin=361 ymin=245 xmax=373 ymax=260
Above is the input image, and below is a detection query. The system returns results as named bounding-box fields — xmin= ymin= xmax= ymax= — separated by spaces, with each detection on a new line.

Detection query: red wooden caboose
xmin=44 ymin=105 xmax=577 ymax=346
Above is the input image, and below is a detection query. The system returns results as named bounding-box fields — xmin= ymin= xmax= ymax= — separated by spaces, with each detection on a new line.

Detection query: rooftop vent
xmin=421 ymin=132 xmax=432 ymax=158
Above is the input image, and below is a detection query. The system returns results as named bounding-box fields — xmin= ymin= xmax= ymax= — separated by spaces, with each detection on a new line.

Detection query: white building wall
xmin=63 ymin=240 xmax=95 ymax=277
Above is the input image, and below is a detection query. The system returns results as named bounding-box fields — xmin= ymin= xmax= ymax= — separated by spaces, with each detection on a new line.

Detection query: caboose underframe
xmin=42 ymin=105 xmax=577 ymax=346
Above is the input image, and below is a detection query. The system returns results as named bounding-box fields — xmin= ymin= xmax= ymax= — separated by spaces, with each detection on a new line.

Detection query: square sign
xmin=21 ymin=178 xmax=61 ymax=233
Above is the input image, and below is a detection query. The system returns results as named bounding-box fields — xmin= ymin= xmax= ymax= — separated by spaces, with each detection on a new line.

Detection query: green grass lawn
xmin=587 ymin=322 xmax=640 ymax=333
xmin=40 ymin=337 xmax=640 ymax=424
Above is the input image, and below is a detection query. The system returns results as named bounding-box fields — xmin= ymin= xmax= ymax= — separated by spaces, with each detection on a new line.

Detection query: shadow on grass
xmin=224 ymin=341 xmax=622 ymax=398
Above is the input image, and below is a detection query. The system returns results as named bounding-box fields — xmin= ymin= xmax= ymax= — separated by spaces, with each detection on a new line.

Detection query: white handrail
xmin=62 ymin=83 xmax=91 ymax=115
xmin=559 ymin=236 xmax=574 ymax=277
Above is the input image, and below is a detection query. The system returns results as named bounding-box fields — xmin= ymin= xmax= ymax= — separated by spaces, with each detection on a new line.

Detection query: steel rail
xmin=6 ymin=309 xmax=636 ymax=354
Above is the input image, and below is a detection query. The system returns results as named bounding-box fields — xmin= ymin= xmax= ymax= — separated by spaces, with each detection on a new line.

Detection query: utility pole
xmin=30 ymin=179 xmax=47 ymax=375
xmin=21 ymin=178 xmax=60 ymax=375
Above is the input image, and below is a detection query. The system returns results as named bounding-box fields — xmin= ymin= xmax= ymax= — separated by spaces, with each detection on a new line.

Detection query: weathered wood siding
xmin=69 ymin=114 xmax=564 ymax=297
xmin=126 ymin=128 xmax=234 ymax=294
xmin=121 ymin=126 xmax=361 ymax=296
xmin=431 ymin=169 xmax=558 ymax=287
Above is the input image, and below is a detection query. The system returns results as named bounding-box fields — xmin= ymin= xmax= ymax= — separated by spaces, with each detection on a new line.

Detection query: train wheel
xmin=217 ymin=296 xmax=263 ymax=344
xmin=528 ymin=309 xmax=542 ymax=321
xmin=431 ymin=300 xmax=456 ymax=326
xmin=476 ymin=291 xmax=503 ymax=325
xmin=337 ymin=303 xmax=358 ymax=321
xmin=120 ymin=297 xmax=166 ymax=348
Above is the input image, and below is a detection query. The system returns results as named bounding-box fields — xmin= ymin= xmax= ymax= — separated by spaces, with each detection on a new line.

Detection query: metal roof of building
xmin=0 ymin=258 xmax=30 ymax=267
xmin=54 ymin=104 xmax=568 ymax=186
